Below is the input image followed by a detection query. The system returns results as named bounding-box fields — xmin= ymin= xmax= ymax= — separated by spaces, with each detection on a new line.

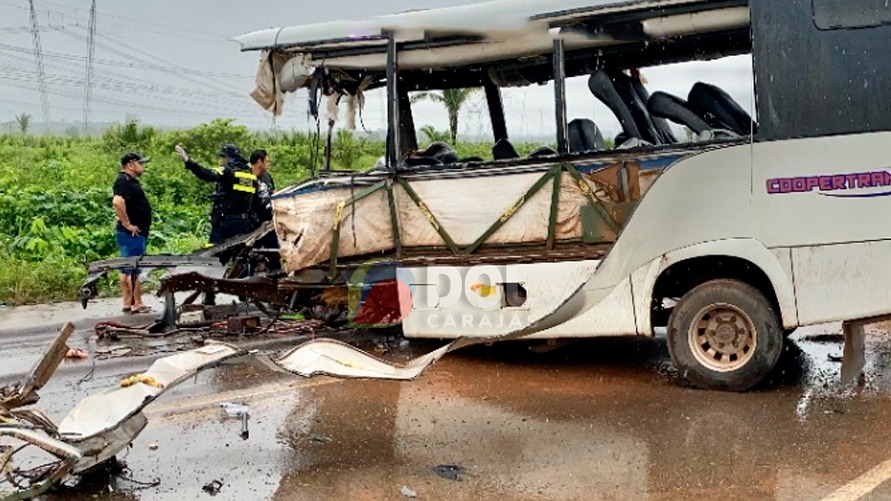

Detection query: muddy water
xmin=8 ymin=324 xmax=891 ymax=500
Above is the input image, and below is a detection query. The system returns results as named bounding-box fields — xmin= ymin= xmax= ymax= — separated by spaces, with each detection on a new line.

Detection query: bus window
xmin=813 ymin=0 xmax=891 ymax=30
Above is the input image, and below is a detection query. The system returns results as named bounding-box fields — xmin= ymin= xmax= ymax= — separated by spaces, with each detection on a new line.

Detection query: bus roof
xmin=234 ymin=0 xmax=749 ymax=67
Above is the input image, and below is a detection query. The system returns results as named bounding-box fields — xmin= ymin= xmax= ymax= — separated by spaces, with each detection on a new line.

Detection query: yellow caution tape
xmin=333 ymin=200 xmax=346 ymax=231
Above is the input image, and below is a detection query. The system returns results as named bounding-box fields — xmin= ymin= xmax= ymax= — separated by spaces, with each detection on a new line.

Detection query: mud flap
xmin=841 ymin=321 xmax=866 ymax=385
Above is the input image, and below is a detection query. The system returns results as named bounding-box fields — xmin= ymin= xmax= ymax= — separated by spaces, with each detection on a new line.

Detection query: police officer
xmin=174 ymin=143 xmax=258 ymax=245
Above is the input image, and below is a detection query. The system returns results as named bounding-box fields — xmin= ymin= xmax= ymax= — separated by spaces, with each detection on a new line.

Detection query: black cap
xmin=121 ymin=152 xmax=150 ymax=166
xmin=217 ymin=144 xmax=242 ymax=158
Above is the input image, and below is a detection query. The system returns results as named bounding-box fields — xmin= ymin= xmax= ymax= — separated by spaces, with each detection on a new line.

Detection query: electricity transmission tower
xmin=83 ymin=0 xmax=96 ymax=132
xmin=28 ymin=0 xmax=50 ymax=124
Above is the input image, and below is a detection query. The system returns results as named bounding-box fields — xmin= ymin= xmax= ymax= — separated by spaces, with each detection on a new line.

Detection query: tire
xmin=667 ymin=279 xmax=783 ymax=391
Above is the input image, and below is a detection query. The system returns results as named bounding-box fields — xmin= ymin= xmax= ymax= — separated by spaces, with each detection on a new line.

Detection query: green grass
xmin=0 ymin=118 xmax=543 ymax=305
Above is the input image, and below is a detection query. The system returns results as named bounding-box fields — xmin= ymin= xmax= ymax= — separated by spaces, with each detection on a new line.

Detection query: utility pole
xmin=28 ymin=0 xmax=50 ymax=125
xmin=83 ymin=0 xmax=96 ymax=133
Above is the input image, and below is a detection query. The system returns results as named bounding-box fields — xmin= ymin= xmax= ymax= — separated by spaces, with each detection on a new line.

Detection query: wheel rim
xmin=688 ymin=303 xmax=757 ymax=373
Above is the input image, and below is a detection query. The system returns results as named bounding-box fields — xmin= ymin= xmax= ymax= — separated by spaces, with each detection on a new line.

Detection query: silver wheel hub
xmin=688 ymin=304 xmax=757 ymax=373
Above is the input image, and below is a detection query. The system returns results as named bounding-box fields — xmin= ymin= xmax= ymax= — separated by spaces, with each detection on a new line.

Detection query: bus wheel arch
xmin=650 ymin=255 xmax=783 ymax=329
xmin=650 ymin=255 xmax=786 ymax=391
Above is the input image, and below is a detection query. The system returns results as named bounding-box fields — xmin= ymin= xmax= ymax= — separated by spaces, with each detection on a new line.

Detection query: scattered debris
xmin=227 ymin=316 xmax=260 ymax=334
xmin=400 ymin=485 xmax=418 ymax=498
xmin=202 ymin=479 xmax=224 ymax=496
xmin=95 ymin=345 xmax=133 ymax=358
xmin=148 ymin=443 xmax=159 ymax=451
xmin=219 ymin=403 xmax=251 ymax=418
xmin=432 ymin=464 xmax=466 ymax=481
xmin=310 ymin=434 xmax=332 ymax=444
xmin=120 ymin=374 xmax=164 ymax=389
xmin=219 ymin=403 xmax=251 ymax=440
xmin=65 ymin=347 xmax=89 ymax=360
xmin=828 ymin=354 xmax=843 ymax=363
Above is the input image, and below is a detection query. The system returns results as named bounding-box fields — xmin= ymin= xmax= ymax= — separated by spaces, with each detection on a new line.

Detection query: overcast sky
xmin=0 ymin=0 xmax=753 ymax=139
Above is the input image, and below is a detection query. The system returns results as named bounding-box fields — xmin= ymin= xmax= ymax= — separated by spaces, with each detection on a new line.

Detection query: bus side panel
xmin=527 ymin=279 xmax=637 ymax=339
xmin=401 ymin=261 xmax=600 ymax=339
xmin=792 ymin=242 xmax=891 ymax=325
xmin=752 ymin=132 xmax=891 ymax=324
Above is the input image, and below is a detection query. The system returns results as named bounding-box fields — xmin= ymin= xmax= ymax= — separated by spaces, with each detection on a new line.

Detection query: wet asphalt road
xmin=4 ymin=315 xmax=891 ymax=501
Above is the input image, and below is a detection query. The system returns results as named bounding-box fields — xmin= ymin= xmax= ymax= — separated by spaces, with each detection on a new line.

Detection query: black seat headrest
xmin=568 ymin=118 xmax=605 ymax=153
xmin=588 ymin=69 xmax=643 ymax=143
xmin=529 ymin=146 xmax=557 ymax=158
xmin=648 ymin=91 xmax=711 ymax=135
xmin=688 ymin=82 xmax=757 ymax=136
xmin=493 ymin=138 xmax=520 ymax=160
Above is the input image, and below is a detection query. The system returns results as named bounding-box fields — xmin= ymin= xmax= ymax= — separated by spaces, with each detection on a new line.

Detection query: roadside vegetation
xmin=0 ymin=118 xmax=542 ymax=305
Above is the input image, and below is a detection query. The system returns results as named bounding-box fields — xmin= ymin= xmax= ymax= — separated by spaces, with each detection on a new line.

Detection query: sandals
xmin=122 ymin=307 xmax=131 ymax=313
xmin=130 ymin=305 xmax=153 ymax=314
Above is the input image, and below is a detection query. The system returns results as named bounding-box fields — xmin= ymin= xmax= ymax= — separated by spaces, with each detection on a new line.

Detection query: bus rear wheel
xmin=667 ymin=279 xmax=783 ymax=391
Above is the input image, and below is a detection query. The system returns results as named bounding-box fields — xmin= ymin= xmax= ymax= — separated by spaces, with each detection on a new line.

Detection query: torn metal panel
xmin=158 ymin=273 xmax=287 ymax=306
xmin=0 ymin=429 xmax=82 ymax=501
xmin=1 ymin=323 xmax=74 ymax=410
xmin=67 ymin=414 xmax=148 ymax=475
xmin=58 ymin=343 xmax=242 ymax=441
xmin=274 ymin=338 xmax=454 ymax=380
xmin=80 ymin=255 xmax=226 ymax=309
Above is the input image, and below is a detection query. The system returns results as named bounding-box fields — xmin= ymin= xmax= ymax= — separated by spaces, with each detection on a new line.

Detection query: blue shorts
xmin=116 ymin=230 xmax=147 ymax=275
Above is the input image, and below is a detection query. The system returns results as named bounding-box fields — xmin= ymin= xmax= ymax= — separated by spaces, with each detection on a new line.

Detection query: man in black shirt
xmin=112 ymin=152 xmax=153 ymax=314
xmin=249 ymin=149 xmax=280 ymax=270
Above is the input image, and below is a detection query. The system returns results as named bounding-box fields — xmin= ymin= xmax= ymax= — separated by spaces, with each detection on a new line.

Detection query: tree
xmin=411 ymin=88 xmax=479 ymax=143
xmin=14 ymin=113 xmax=31 ymax=135
xmin=418 ymin=125 xmax=450 ymax=145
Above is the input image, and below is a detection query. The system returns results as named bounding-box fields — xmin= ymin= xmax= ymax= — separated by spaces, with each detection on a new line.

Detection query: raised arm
xmin=175 ymin=145 xmax=233 ymax=184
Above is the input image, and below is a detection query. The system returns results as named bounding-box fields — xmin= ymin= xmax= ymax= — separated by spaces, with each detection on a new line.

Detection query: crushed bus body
xmin=80 ymin=0 xmax=891 ymax=394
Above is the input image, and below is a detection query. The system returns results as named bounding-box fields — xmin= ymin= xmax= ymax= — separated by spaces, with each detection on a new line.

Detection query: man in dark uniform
xmin=175 ymin=143 xmax=258 ymax=304
xmin=174 ymin=143 xmax=258 ymax=245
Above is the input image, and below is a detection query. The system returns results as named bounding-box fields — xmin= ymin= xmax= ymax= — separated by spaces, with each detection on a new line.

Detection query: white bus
xmin=232 ymin=0 xmax=891 ymax=391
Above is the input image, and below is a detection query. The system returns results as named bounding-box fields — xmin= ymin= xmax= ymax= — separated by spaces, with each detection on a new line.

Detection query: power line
xmin=33 ymin=0 xmax=231 ymax=42
xmin=83 ymin=0 xmax=96 ymax=132
xmin=0 ymin=80 xmax=253 ymax=119
xmin=0 ymin=53 xmax=254 ymax=110
xmin=28 ymin=0 xmax=50 ymax=122
xmin=0 ymin=70 xmax=261 ymax=116
xmin=0 ymin=40 xmax=250 ymax=82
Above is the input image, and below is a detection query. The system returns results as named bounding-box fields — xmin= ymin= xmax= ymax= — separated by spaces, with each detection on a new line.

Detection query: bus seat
xmin=493 ymin=138 xmax=520 ymax=160
xmin=529 ymin=146 xmax=557 ymax=158
xmin=592 ymin=68 xmax=667 ymax=145
xmin=588 ymin=70 xmax=643 ymax=143
xmin=568 ymin=118 xmax=605 ymax=153
xmin=648 ymin=91 xmax=711 ymax=135
xmin=687 ymin=82 xmax=757 ymax=136
xmin=629 ymin=76 xmax=677 ymax=144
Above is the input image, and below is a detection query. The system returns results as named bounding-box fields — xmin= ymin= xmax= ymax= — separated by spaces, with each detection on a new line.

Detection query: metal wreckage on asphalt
xmin=0 ymin=320 xmax=441 ymax=500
